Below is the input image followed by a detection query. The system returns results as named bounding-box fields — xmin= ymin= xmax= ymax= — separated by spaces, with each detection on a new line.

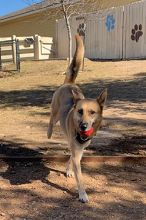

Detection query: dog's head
xmin=72 ymin=89 xmax=107 ymax=141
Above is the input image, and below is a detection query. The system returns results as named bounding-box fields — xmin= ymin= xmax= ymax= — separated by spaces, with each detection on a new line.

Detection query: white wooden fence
xmin=56 ymin=0 xmax=146 ymax=60
xmin=85 ymin=7 xmax=124 ymax=60
xmin=123 ymin=0 xmax=146 ymax=59
xmin=0 ymin=35 xmax=54 ymax=62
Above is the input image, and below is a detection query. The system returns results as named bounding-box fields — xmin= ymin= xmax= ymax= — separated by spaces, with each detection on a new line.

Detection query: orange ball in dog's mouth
xmin=80 ymin=127 xmax=94 ymax=138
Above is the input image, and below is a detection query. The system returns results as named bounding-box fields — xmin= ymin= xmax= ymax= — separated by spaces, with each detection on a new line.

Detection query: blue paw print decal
xmin=105 ymin=15 xmax=115 ymax=32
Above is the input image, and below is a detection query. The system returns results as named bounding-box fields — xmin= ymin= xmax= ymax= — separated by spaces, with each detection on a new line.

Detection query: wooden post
xmin=12 ymin=35 xmax=16 ymax=64
xmin=0 ymin=45 xmax=2 ymax=71
xmin=34 ymin=34 xmax=41 ymax=60
xmin=16 ymin=40 xmax=20 ymax=72
xmin=82 ymin=36 xmax=85 ymax=71
xmin=55 ymin=20 xmax=58 ymax=58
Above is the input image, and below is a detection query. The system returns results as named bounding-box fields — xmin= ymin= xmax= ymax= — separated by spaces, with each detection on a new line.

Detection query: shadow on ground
xmin=0 ymin=85 xmax=56 ymax=109
xmin=0 ymin=72 xmax=146 ymax=109
xmin=0 ymin=72 xmax=146 ymax=155
xmin=0 ymin=139 xmax=72 ymax=194
xmin=81 ymin=72 xmax=146 ymax=109
xmin=0 ymin=139 xmax=146 ymax=219
xmin=0 ymin=188 xmax=145 ymax=220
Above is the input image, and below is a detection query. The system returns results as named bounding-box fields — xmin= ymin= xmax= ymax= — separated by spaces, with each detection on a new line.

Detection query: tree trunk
xmin=66 ymin=16 xmax=72 ymax=64
xmin=61 ymin=0 xmax=72 ymax=64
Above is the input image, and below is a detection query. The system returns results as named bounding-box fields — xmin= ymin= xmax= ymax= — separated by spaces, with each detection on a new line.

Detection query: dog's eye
xmin=90 ymin=110 xmax=96 ymax=115
xmin=78 ymin=109 xmax=83 ymax=115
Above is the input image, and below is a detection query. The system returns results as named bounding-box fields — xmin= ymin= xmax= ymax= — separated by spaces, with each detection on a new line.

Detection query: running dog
xmin=47 ymin=34 xmax=107 ymax=203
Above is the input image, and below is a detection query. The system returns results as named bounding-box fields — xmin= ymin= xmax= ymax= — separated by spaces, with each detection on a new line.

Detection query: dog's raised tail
xmin=64 ymin=34 xmax=84 ymax=84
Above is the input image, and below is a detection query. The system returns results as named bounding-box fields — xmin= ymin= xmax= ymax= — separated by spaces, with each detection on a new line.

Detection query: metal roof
xmin=0 ymin=0 xmax=77 ymax=22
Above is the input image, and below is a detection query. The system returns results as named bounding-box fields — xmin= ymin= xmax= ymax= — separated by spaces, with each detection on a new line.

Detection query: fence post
xmin=0 ymin=45 xmax=2 ymax=71
xmin=12 ymin=35 xmax=16 ymax=64
xmin=16 ymin=39 xmax=20 ymax=72
xmin=34 ymin=34 xmax=41 ymax=60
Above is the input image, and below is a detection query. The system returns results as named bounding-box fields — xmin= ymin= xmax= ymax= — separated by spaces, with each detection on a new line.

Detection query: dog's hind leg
xmin=47 ymin=109 xmax=59 ymax=139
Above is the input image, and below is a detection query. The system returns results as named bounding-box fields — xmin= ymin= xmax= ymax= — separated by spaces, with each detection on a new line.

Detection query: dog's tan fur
xmin=48 ymin=34 xmax=107 ymax=203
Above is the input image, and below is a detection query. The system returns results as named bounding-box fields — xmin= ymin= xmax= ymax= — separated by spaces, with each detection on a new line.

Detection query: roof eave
xmin=0 ymin=1 xmax=61 ymax=23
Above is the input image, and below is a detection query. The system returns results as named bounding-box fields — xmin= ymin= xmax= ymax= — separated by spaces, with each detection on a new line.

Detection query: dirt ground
xmin=0 ymin=59 xmax=146 ymax=219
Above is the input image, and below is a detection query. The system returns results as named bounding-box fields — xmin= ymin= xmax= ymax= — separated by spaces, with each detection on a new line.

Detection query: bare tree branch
xmin=22 ymin=0 xmax=104 ymax=62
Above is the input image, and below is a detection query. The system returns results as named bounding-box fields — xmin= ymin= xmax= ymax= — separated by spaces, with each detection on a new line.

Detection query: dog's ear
xmin=97 ymin=89 xmax=107 ymax=110
xmin=72 ymin=89 xmax=84 ymax=105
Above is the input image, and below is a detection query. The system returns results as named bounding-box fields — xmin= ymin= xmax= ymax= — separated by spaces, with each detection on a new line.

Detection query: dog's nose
xmin=80 ymin=122 xmax=88 ymax=131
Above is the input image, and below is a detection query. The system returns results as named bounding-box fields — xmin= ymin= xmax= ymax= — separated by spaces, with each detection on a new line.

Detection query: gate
xmin=0 ymin=39 xmax=20 ymax=72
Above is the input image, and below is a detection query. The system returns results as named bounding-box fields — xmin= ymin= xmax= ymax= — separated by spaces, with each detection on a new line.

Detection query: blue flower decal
xmin=105 ymin=15 xmax=115 ymax=32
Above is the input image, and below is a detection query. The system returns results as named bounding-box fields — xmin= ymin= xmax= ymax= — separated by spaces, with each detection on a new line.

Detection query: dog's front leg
xmin=47 ymin=114 xmax=54 ymax=138
xmin=66 ymin=156 xmax=74 ymax=177
xmin=71 ymin=146 xmax=89 ymax=203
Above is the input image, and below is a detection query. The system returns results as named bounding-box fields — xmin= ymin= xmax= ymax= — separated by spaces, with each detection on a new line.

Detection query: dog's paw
xmin=79 ymin=191 xmax=89 ymax=203
xmin=66 ymin=169 xmax=74 ymax=178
